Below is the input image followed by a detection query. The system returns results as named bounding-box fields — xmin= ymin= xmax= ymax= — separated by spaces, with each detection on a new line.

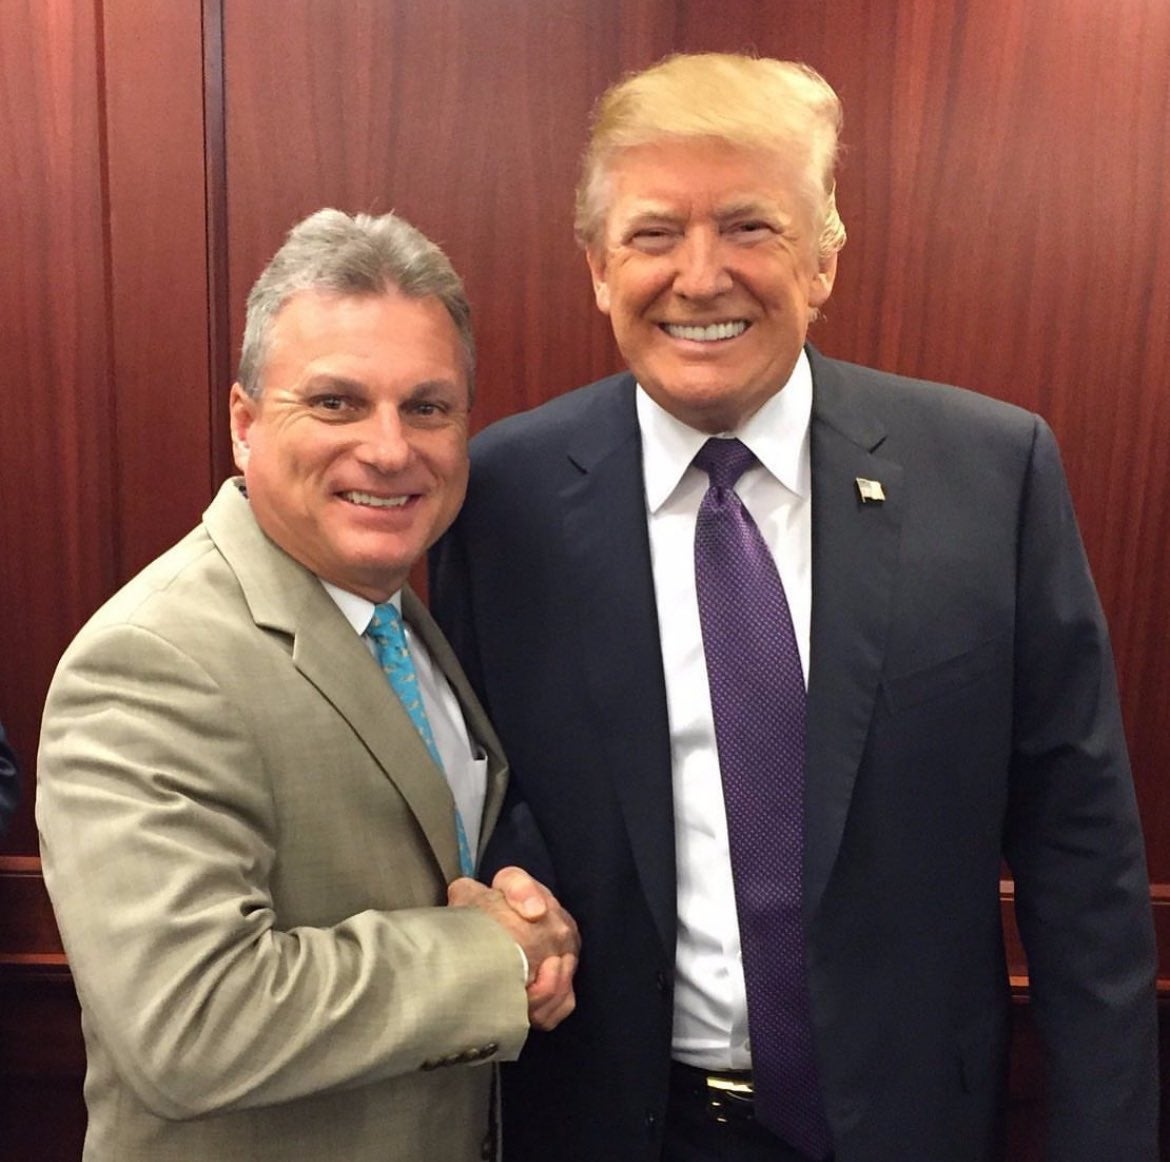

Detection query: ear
xmin=585 ymin=248 xmax=612 ymax=315
xmin=228 ymin=383 xmax=257 ymax=471
xmin=809 ymin=250 xmax=838 ymax=309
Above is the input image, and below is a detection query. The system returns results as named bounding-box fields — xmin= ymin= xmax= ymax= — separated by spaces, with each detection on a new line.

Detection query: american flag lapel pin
xmin=855 ymin=477 xmax=886 ymax=504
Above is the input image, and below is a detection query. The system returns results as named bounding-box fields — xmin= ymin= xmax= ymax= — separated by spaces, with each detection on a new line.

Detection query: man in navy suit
xmin=431 ymin=53 xmax=1156 ymax=1161
xmin=0 ymin=719 xmax=18 ymax=837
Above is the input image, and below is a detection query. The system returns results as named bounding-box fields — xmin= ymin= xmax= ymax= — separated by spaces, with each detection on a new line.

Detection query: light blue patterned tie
xmin=367 ymin=602 xmax=474 ymax=876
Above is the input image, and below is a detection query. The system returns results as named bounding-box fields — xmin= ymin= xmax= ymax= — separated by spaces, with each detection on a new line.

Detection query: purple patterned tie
xmin=693 ymin=437 xmax=831 ymax=1159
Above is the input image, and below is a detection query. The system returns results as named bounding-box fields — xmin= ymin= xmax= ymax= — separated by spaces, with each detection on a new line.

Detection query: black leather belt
xmin=670 ymin=1060 xmax=756 ymax=1125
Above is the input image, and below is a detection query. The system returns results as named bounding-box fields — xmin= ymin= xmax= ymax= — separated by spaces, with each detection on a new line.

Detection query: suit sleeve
xmin=36 ymin=623 xmax=529 ymax=1121
xmin=0 ymin=720 xmax=19 ymax=837
xmin=1004 ymin=417 xmax=1158 ymax=1159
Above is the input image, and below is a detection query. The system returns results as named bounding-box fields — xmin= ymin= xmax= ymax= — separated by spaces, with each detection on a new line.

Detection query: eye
xmin=626 ymin=226 xmax=678 ymax=254
xmin=403 ymin=396 xmax=459 ymax=428
xmin=728 ymin=221 xmax=774 ymax=242
xmin=306 ymin=392 xmax=363 ymax=420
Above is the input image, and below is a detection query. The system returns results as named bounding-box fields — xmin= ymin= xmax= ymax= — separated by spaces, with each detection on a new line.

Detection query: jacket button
xmin=655 ymin=970 xmax=668 ymax=993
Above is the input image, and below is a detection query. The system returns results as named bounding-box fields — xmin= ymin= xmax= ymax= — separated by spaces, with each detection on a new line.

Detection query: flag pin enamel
xmin=855 ymin=477 xmax=886 ymax=504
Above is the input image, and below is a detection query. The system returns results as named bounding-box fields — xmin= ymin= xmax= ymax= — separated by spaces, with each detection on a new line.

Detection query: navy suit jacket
xmin=430 ymin=347 xmax=1157 ymax=1161
xmin=0 ymin=720 xmax=19 ymax=837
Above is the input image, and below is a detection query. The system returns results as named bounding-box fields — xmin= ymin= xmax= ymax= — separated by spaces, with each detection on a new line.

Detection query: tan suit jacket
xmin=37 ymin=480 xmax=529 ymax=1161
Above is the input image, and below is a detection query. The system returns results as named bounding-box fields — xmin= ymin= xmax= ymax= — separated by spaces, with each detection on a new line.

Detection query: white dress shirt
xmin=322 ymin=582 xmax=488 ymax=858
xmin=636 ymin=350 xmax=813 ymax=1070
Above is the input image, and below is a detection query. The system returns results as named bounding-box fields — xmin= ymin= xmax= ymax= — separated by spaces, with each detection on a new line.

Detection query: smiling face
xmin=229 ymin=288 xmax=470 ymax=602
xmin=587 ymin=137 xmax=837 ymax=433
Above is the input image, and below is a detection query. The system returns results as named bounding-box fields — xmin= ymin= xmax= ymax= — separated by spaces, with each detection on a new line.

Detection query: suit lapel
xmin=402 ymin=587 xmax=510 ymax=861
xmin=548 ymin=357 xmax=904 ymax=947
xmin=203 ymin=481 xmax=465 ymax=882
xmin=804 ymin=351 xmax=903 ymax=917
xmin=559 ymin=379 xmax=678 ymax=955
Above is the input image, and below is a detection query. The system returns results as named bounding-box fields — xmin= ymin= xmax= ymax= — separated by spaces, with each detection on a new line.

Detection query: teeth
xmin=663 ymin=321 xmax=748 ymax=342
xmin=343 ymin=491 xmax=409 ymax=508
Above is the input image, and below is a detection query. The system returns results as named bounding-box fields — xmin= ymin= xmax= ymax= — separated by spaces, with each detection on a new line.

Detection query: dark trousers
xmin=663 ymin=1064 xmax=829 ymax=1162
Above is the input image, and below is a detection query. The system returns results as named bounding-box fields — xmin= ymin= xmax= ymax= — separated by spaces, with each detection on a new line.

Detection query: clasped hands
xmin=448 ymin=867 xmax=579 ymax=1031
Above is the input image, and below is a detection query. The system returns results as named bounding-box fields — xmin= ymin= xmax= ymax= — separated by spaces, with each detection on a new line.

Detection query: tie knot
xmin=368 ymin=602 xmax=406 ymax=649
xmin=694 ymin=437 xmax=757 ymax=492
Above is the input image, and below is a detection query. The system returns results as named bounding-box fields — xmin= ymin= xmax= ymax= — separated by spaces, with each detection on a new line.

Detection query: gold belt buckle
xmin=706 ymin=1073 xmax=754 ymax=1122
xmin=706 ymin=1075 xmax=754 ymax=1096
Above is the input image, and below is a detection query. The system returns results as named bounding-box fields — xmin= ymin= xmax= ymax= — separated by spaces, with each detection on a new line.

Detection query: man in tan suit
xmin=36 ymin=208 xmax=578 ymax=1161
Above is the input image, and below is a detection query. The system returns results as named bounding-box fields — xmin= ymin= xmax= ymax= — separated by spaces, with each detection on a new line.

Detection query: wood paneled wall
xmin=2 ymin=1 xmax=1167 ymax=1157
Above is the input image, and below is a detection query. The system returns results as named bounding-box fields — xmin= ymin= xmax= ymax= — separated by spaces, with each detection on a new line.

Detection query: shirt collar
xmin=320 ymin=581 xmax=402 ymax=635
xmin=636 ymin=348 xmax=813 ymax=514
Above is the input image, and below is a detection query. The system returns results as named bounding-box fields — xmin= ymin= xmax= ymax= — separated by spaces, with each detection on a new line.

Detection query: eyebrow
xmin=298 ymin=374 xmax=368 ymax=395
xmin=406 ymin=379 xmax=466 ymax=399
xmin=618 ymin=206 xmax=686 ymax=228
xmin=616 ymin=198 xmax=790 ymax=229
xmin=293 ymin=373 xmax=467 ymax=404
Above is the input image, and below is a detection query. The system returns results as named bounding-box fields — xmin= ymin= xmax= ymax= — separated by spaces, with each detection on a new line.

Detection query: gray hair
xmin=237 ymin=208 xmax=475 ymax=399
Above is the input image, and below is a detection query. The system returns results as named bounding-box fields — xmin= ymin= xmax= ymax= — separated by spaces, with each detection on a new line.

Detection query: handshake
xmin=448 ymin=868 xmax=580 ymax=1031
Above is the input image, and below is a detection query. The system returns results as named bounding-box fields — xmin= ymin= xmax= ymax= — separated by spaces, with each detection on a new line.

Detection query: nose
xmin=672 ymin=228 xmax=733 ymax=300
xmin=355 ymin=406 xmax=412 ymax=472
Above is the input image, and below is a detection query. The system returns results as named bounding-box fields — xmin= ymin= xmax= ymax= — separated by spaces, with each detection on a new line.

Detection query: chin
xmin=672 ymin=386 xmax=748 ymax=422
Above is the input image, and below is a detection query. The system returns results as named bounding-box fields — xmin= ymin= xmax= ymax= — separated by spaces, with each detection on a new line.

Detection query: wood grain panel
xmin=221 ymin=0 xmax=676 ymax=432
xmin=0 ymin=0 xmax=117 ymax=856
xmin=1 ymin=5 xmax=214 ymax=1150
xmin=0 ymin=3 xmax=111 ymax=1151
xmin=101 ymin=0 xmax=215 ymax=577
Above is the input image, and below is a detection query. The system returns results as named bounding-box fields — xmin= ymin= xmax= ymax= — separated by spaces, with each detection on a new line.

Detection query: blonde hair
xmin=575 ymin=53 xmax=846 ymax=261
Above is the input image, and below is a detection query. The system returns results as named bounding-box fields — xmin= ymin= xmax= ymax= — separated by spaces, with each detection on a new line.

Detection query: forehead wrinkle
xmin=615 ymin=198 xmax=688 ymax=223
xmin=715 ymin=196 xmax=785 ymax=219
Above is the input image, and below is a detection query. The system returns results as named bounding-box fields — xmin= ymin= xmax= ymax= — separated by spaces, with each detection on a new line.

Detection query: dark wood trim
xmin=202 ymin=0 xmax=233 ymax=485
xmin=93 ymin=0 xmax=125 ymax=587
xmin=0 ymin=856 xmax=65 ymax=964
